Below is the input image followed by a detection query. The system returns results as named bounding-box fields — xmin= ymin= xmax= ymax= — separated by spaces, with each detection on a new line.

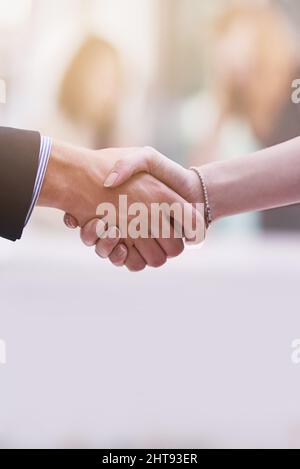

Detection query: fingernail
xmin=64 ymin=214 xmax=77 ymax=229
xmin=104 ymin=172 xmax=119 ymax=187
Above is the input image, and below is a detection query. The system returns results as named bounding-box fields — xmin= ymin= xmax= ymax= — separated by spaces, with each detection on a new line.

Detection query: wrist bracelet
xmin=190 ymin=167 xmax=212 ymax=229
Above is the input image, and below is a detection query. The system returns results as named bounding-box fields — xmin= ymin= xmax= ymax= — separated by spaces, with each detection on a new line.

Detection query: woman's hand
xmin=64 ymin=147 xmax=205 ymax=270
xmin=102 ymin=147 xmax=204 ymax=204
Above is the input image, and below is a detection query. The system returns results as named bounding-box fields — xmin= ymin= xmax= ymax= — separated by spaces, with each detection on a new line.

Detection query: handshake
xmin=38 ymin=135 xmax=300 ymax=267
xmin=38 ymin=142 xmax=207 ymax=271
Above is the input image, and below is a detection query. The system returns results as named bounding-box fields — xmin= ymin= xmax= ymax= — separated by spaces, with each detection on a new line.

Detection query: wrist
xmin=38 ymin=142 xmax=112 ymax=226
xmin=188 ymin=163 xmax=225 ymax=223
xmin=38 ymin=141 xmax=87 ymax=212
xmin=201 ymin=161 xmax=225 ymax=221
xmin=189 ymin=167 xmax=213 ymax=228
xmin=184 ymin=168 xmax=205 ymax=206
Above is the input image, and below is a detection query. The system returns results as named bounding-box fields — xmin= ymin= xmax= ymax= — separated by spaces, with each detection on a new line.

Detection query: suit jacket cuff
xmin=0 ymin=127 xmax=41 ymax=241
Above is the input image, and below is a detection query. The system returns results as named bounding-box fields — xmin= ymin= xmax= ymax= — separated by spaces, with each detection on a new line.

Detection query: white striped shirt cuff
xmin=25 ymin=136 xmax=52 ymax=226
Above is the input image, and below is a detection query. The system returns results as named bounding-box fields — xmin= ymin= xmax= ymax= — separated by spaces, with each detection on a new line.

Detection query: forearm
xmin=201 ymin=137 xmax=300 ymax=221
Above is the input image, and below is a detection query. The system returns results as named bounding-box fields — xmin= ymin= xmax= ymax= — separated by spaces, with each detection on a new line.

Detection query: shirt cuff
xmin=24 ymin=136 xmax=52 ymax=226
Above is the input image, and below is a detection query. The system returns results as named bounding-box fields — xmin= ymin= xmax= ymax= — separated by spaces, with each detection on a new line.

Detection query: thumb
xmin=103 ymin=147 xmax=191 ymax=204
xmin=103 ymin=147 xmax=155 ymax=188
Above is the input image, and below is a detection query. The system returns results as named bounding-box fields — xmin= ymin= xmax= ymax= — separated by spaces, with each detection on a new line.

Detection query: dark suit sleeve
xmin=0 ymin=127 xmax=41 ymax=241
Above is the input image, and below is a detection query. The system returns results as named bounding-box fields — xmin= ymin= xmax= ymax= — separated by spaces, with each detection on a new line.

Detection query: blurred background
xmin=1 ymin=0 xmax=300 ymax=449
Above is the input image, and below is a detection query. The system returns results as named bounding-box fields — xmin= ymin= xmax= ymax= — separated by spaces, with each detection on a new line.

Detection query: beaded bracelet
xmin=190 ymin=167 xmax=212 ymax=229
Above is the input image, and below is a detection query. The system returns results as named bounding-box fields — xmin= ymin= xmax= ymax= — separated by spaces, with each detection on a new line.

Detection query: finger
xmin=125 ymin=246 xmax=146 ymax=272
xmin=80 ymin=219 xmax=105 ymax=247
xmin=95 ymin=227 xmax=122 ymax=258
xmin=64 ymin=213 xmax=79 ymax=229
xmin=156 ymin=225 xmax=184 ymax=258
xmin=134 ymin=238 xmax=167 ymax=269
xmin=109 ymin=243 xmax=128 ymax=267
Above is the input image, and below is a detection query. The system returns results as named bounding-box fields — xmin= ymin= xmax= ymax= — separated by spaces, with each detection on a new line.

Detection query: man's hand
xmin=39 ymin=143 xmax=203 ymax=271
xmin=63 ymin=146 xmax=205 ymax=269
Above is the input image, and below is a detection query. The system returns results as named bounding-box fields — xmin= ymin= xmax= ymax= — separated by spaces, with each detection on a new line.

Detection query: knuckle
xmin=143 ymin=146 xmax=158 ymax=170
xmin=144 ymin=145 xmax=155 ymax=153
xmin=144 ymin=145 xmax=157 ymax=156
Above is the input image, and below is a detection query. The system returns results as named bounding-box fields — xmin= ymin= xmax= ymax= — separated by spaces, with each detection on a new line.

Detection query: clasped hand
xmin=41 ymin=143 xmax=205 ymax=271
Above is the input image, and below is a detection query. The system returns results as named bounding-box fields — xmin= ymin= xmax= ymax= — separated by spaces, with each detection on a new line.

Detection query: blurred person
xmin=59 ymin=35 xmax=123 ymax=149
xmin=181 ymin=2 xmax=299 ymax=232
xmin=26 ymin=36 xmax=124 ymax=236
xmin=186 ymin=2 xmax=297 ymax=162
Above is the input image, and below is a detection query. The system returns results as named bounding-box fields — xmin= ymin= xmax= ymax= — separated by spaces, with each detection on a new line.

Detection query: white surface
xmin=0 ymin=227 xmax=300 ymax=448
